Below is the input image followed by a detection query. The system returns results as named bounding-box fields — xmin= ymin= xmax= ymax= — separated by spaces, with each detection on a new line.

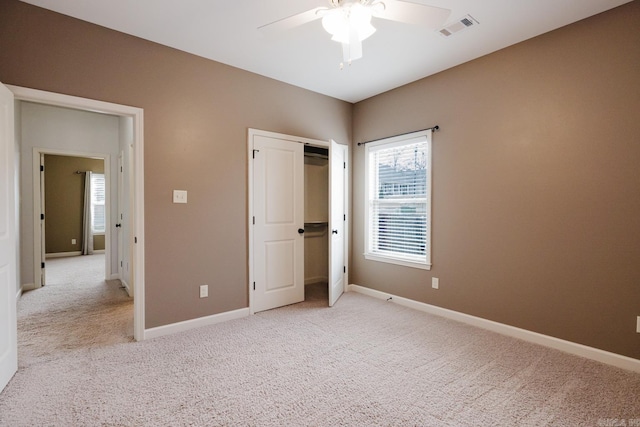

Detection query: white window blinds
xmin=365 ymin=130 xmax=432 ymax=269
xmin=91 ymin=173 xmax=106 ymax=233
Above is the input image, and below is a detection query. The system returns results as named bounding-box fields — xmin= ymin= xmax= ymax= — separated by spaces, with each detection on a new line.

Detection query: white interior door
xmin=117 ymin=152 xmax=124 ymax=281
xmin=0 ymin=82 xmax=18 ymax=393
xmin=39 ymin=153 xmax=45 ymax=286
xmin=328 ymin=140 xmax=347 ymax=306
xmin=253 ymin=135 xmax=304 ymax=313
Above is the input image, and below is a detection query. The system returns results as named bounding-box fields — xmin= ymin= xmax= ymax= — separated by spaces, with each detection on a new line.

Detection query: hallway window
xmin=91 ymin=173 xmax=105 ymax=233
xmin=364 ymin=129 xmax=432 ymax=270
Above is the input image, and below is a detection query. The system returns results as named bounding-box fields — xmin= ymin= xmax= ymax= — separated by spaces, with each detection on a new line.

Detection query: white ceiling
xmin=20 ymin=0 xmax=633 ymax=103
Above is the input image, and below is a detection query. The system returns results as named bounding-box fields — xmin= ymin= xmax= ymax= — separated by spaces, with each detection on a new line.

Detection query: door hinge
xmin=41 ymin=213 xmax=44 ymax=220
xmin=135 ymin=237 xmax=137 ymax=243
xmin=343 ymin=162 xmax=346 ymax=169
xmin=120 ymin=260 xmax=123 ymax=267
xmin=40 ymin=165 xmax=44 ymax=172
xmin=120 ymin=166 xmax=123 ymax=172
xmin=253 ymin=282 xmax=256 ymax=291
xmin=41 ymin=262 xmax=45 ymax=269
xmin=343 ymin=266 xmax=346 ymax=273
xmin=253 ymin=216 xmax=255 ymax=225
xmin=343 ymin=214 xmax=346 ymax=221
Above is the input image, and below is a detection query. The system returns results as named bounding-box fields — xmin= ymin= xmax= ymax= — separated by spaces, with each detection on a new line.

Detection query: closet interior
xmin=303 ymin=145 xmax=329 ymax=289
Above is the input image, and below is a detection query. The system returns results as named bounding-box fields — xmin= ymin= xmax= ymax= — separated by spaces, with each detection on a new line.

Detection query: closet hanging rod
xmin=75 ymin=170 xmax=88 ymax=174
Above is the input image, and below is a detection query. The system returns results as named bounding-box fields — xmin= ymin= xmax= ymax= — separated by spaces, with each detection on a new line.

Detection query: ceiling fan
xmin=258 ymin=0 xmax=451 ymax=66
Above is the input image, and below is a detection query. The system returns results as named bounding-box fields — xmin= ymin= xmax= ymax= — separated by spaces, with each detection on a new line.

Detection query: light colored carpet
xmin=16 ymin=254 xmax=133 ymax=368
xmin=1 ymin=275 xmax=639 ymax=426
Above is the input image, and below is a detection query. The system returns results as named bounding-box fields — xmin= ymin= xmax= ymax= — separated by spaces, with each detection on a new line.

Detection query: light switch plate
xmin=173 ymin=190 xmax=188 ymax=204
xmin=432 ymin=277 xmax=439 ymax=289
xmin=200 ymin=284 xmax=208 ymax=298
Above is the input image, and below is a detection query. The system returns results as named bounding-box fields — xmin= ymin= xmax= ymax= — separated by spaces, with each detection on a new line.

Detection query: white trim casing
xmin=348 ymin=284 xmax=640 ymax=373
xmin=144 ymin=308 xmax=250 ymax=340
xmin=9 ymin=85 xmax=145 ymax=342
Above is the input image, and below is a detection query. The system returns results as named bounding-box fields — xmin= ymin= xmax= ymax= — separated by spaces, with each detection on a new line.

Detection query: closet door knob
xmin=298 ymin=228 xmax=305 ymax=234
xmin=332 ymin=229 xmax=338 ymax=235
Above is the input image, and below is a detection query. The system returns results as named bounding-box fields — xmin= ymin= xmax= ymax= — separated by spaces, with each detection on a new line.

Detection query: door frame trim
xmin=9 ymin=85 xmax=146 ymax=341
xmin=247 ymin=128 xmax=329 ymax=315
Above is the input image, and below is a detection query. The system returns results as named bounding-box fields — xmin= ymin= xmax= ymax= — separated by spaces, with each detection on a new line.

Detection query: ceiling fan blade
xmin=258 ymin=7 xmax=326 ymax=37
xmin=375 ymin=0 xmax=450 ymax=28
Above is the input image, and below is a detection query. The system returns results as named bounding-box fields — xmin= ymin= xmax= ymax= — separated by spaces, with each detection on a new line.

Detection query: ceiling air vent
xmin=438 ymin=15 xmax=479 ymax=37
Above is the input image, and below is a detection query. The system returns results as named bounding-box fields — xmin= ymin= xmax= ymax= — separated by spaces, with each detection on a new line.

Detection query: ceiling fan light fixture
xmin=321 ymin=3 xmax=376 ymax=45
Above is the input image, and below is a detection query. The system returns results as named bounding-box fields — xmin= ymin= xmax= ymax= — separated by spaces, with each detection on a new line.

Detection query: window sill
xmin=364 ymin=253 xmax=431 ymax=270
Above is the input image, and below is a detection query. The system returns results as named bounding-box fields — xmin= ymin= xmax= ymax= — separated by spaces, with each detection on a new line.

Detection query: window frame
xmin=364 ymin=129 xmax=432 ymax=270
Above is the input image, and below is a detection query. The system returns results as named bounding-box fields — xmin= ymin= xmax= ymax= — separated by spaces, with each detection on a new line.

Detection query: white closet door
xmin=328 ymin=140 xmax=347 ymax=306
xmin=253 ymin=135 xmax=305 ymax=312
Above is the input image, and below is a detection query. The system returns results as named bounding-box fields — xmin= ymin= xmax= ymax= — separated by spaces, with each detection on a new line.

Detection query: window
xmin=364 ymin=130 xmax=432 ymax=269
xmin=91 ymin=173 xmax=106 ymax=234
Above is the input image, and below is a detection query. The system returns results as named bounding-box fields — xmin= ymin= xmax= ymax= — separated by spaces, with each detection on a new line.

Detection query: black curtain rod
xmin=356 ymin=125 xmax=440 ymax=147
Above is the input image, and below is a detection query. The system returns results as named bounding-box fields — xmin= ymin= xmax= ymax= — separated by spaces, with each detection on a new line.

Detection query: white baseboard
xmin=22 ymin=283 xmax=36 ymax=292
xmin=120 ymin=279 xmax=131 ymax=297
xmin=46 ymin=251 xmax=82 ymax=259
xmin=108 ymin=273 xmax=120 ymax=280
xmin=305 ymin=276 xmax=328 ymax=285
xmin=144 ymin=308 xmax=250 ymax=340
xmin=348 ymin=284 xmax=640 ymax=373
xmin=46 ymin=250 xmax=105 ymax=259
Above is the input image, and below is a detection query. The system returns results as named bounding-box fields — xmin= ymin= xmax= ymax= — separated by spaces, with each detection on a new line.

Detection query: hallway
xmin=18 ymin=254 xmax=133 ymax=368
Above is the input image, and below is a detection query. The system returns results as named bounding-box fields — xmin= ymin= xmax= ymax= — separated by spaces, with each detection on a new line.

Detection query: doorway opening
xmin=303 ymin=145 xmax=329 ymax=302
xmin=9 ymin=85 xmax=145 ymax=342
xmin=40 ymin=153 xmax=108 ymax=284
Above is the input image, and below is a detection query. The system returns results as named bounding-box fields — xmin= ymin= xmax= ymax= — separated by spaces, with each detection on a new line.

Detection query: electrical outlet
xmin=199 ymin=284 xmax=208 ymax=298
xmin=71 ymin=238 xmax=76 ymax=245
xmin=432 ymin=277 xmax=439 ymax=289
xmin=637 ymin=316 xmax=640 ymax=333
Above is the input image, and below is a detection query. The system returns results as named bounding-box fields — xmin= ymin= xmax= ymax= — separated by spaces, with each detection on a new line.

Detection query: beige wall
xmin=0 ymin=0 xmax=352 ymax=328
xmin=44 ymin=155 xmax=105 ymax=254
xmin=352 ymin=2 xmax=640 ymax=359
